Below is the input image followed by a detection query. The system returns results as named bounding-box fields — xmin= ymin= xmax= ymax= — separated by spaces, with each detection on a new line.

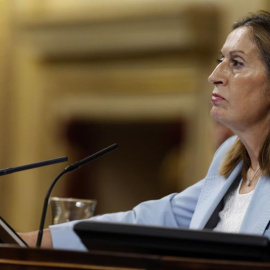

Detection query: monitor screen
xmin=0 ymin=216 xmax=27 ymax=247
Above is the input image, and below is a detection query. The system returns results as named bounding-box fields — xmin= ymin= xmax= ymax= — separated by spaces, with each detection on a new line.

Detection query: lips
xmin=211 ymin=92 xmax=225 ymax=102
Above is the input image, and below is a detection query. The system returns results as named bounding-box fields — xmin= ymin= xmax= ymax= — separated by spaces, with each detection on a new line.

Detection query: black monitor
xmin=74 ymin=221 xmax=270 ymax=261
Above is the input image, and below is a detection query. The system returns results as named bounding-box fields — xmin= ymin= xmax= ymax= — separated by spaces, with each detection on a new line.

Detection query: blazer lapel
xmin=190 ymin=162 xmax=242 ymax=229
xmin=240 ymin=175 xmax=270 ymax=235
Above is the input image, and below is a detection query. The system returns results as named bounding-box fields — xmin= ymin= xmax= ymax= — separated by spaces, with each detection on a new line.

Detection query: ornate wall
xmin=0 ymin=0 xmax=267 ymax=231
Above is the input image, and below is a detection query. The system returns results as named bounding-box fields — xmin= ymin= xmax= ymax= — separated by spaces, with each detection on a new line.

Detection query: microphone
xmin=0 ymin=156 xmax=68 ymax=176
xmin=36 ymin=143 xmax=119 ymax=247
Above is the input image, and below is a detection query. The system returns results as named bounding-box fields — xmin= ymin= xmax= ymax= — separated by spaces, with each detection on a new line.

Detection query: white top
xmin=213 ymin=180 xmax=254 ymax=233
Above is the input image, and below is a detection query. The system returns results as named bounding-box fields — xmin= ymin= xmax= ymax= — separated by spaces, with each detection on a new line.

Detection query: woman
xmin=21 ymin=10 xmax=270 ymax=250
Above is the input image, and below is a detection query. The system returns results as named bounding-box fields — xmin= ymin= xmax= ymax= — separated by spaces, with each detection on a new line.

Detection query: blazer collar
xmin=240 ymin=175 xmax=270 ymax=235
xmin=190 ymin=162 xmax=242 ymax=230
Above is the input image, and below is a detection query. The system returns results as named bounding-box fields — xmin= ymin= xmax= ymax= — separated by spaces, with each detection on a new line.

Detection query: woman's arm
xmin=19 ymin=228 xmax=52 ymax=248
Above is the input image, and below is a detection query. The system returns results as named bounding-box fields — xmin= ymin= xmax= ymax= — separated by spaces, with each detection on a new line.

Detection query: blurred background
xmin=0 ymin=0 xmax=267 ymax=231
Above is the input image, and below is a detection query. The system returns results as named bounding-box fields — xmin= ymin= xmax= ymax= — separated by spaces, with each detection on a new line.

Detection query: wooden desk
xmin=1 ymin=245 xmax=270 ymax=270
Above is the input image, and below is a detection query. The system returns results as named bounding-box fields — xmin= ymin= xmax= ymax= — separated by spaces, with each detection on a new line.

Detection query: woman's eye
xmin=231 ymin=59 xmax=243 ymax=68
xmin=216 ymin=58 xmax=243 ymax=69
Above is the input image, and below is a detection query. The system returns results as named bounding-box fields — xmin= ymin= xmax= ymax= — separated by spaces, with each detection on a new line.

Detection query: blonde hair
xmin=219 ymin=11 xmax=270 ymax=177
xmin=220 ymin=132 xmax=270 ymax=177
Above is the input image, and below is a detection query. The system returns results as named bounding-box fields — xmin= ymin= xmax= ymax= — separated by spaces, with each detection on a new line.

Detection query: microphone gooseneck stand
xmin=36 ymin=143 xmax=119 ymax=247
xmin=0 ymin=157 xmax=68 ymax=176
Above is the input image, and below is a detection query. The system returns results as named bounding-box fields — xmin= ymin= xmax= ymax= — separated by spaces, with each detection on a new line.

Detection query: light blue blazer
xmin=51 ymin=136 xmax=270 ymax=250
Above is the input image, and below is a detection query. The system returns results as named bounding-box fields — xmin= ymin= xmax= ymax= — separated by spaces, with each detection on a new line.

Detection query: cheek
xmin=250 ymin=69 xmax=269 ymax=88
xmin=262 ymin=78 xmax=270 ymax=99
xmin=234 ymin=73 xmax=267 ymax=97
xmin=256 ymin=77 xmax=270 ymax=105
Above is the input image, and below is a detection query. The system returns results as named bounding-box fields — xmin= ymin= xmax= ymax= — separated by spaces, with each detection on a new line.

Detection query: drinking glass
xmin=50 ymin=197 xmax=97 ymax=224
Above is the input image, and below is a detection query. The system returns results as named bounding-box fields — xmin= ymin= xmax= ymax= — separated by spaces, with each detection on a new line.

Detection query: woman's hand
xmin=18 ymin=228 xmax=53 ymax=248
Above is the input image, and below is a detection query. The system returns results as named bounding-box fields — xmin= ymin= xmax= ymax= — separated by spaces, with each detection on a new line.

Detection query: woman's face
xmin=208 ymin=26 xmax=270 ymax=132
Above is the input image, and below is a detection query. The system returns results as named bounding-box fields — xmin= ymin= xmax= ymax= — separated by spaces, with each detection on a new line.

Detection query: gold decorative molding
xmin=17 ymin=5 xmax=218 ymax=58
xmin=48 ymin=66 xmax=198 ymax=94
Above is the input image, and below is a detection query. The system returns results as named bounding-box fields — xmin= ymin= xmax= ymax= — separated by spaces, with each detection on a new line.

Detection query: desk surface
xmin=1 ymin=245 xmax=270 ymax=270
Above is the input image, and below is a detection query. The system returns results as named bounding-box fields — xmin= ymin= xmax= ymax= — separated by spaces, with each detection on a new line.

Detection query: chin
xmin=210 ymin=109 xmax=221 ymax=122
xmin=210 ymin=107 xmax=227 ymax=123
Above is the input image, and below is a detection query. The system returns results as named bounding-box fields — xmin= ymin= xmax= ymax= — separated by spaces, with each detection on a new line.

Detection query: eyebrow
xmin=220 ymin=50 xmax=246 ymax=56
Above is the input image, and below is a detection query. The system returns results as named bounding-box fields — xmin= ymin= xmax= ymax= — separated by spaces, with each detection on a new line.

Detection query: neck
xmin=238 ymin=134 xmax=261 ymax=169
xmin=231 ymin=123 xmax=269 ymax=170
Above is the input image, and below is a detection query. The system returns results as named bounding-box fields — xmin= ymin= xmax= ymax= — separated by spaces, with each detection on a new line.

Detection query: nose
xmin=208 ymin=62 xmax=227 ymax=86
